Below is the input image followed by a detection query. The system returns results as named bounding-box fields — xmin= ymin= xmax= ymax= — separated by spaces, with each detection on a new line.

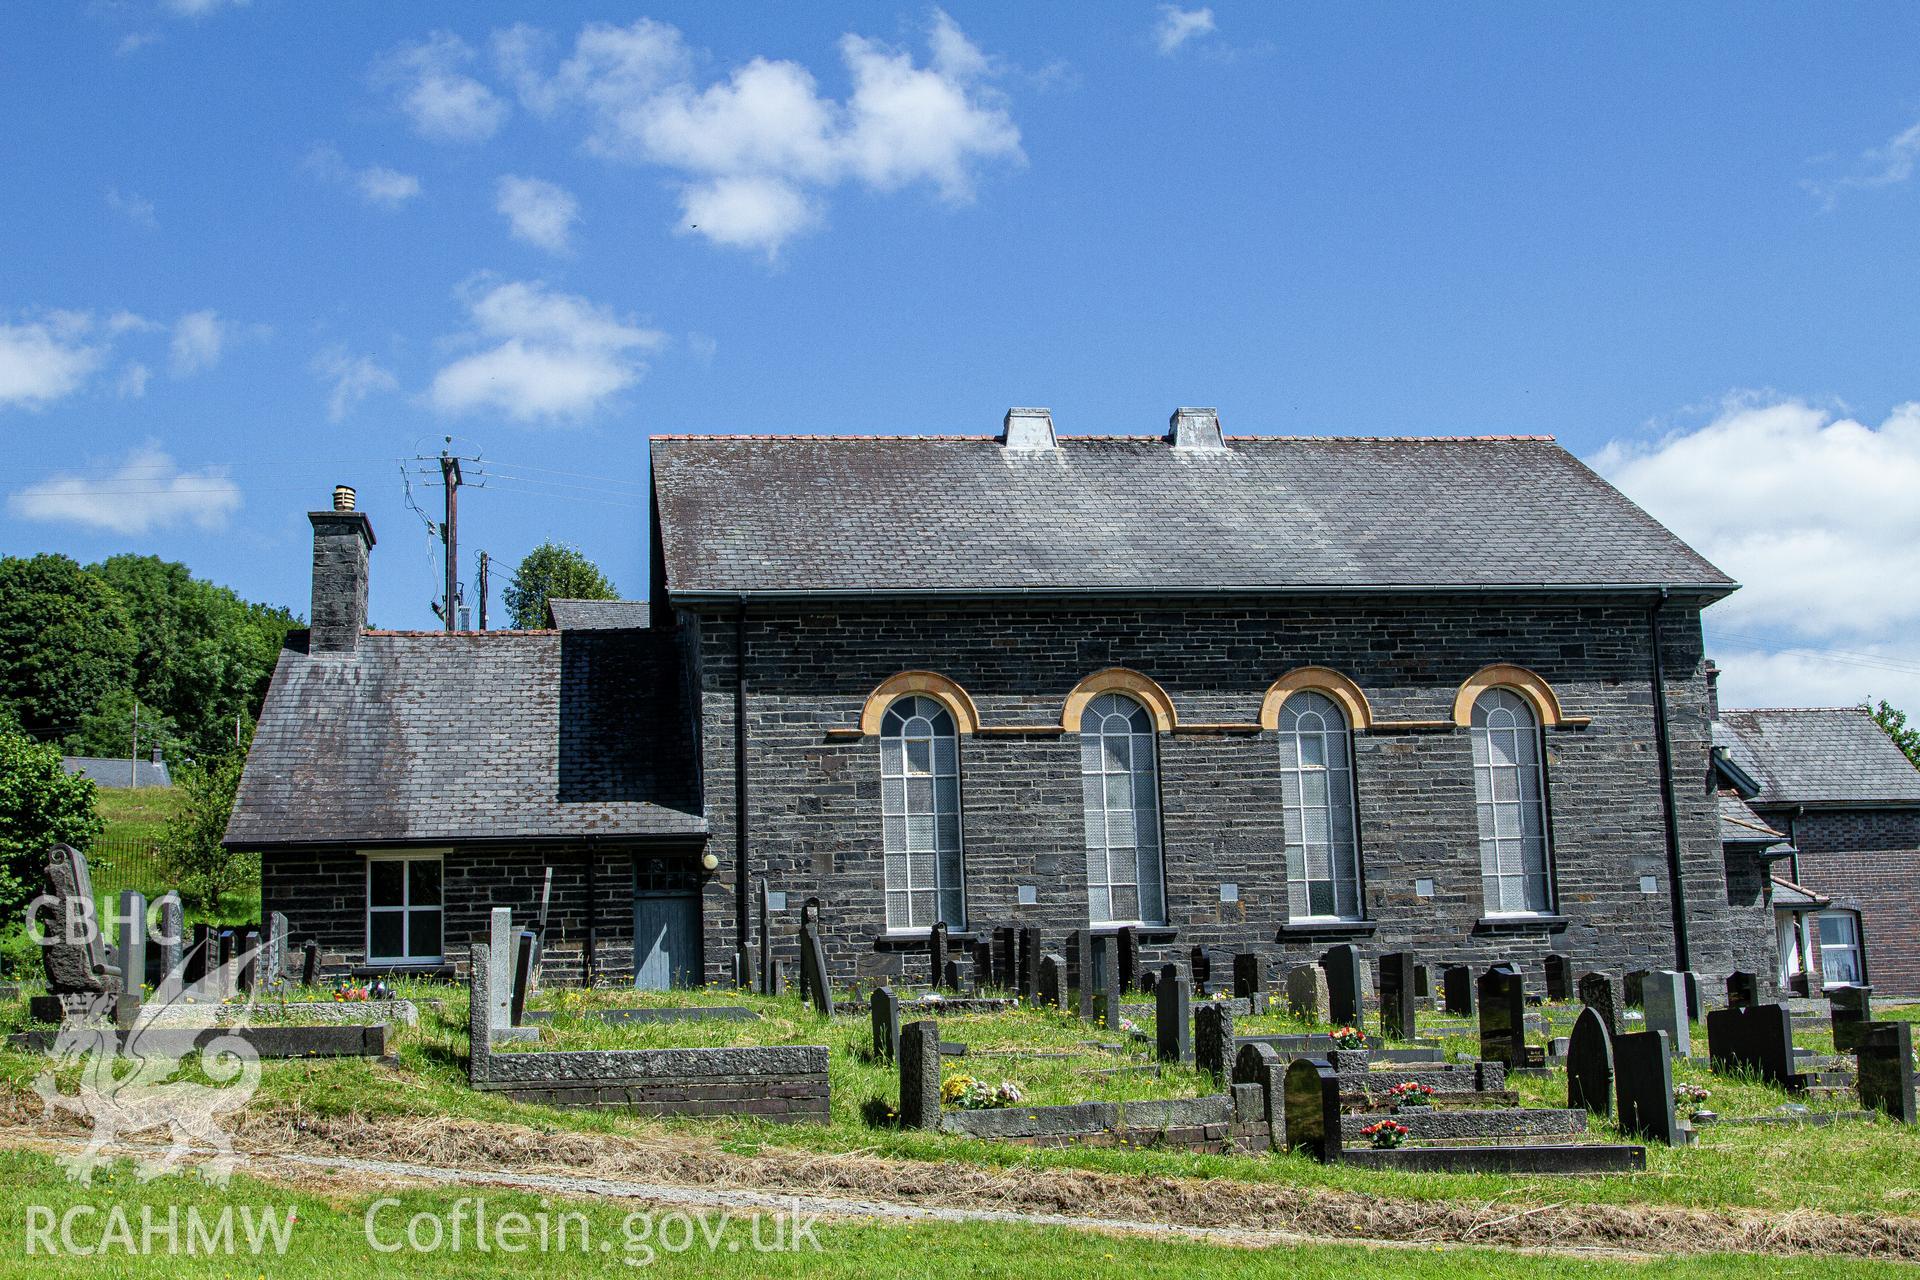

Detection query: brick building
xmin=229 ymin=408 xmax=1772 ymax=995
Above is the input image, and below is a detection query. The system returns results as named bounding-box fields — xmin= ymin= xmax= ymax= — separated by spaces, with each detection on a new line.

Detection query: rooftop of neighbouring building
xmin=1715 ymin=706 xmax=1920 ymax=807
xmin=545 ymin=598 xmax=651 ymax=630
xmin=1718 ymin=788 xmax=1788 ymax=845
xmin=62 ymin=755 xmax=171 ymax=789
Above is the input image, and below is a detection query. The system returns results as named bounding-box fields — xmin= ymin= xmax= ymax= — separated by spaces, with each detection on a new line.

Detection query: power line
xmin=1711 ymin=630 xmax=1920 ymax=678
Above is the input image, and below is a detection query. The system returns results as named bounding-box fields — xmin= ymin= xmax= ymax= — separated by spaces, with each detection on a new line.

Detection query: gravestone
xmin=1155 ymin=963 xmax=1191 ymax=1063
xmin=1614 ymin=1029 xmax=1683 ymax=1146
xmin=1725 ymin=971 xmax=1758 ymax=1011
xmin=756 ymin=879 xmax=772 ymax=996
xmin=154 ymin=892 xmax=184 ymax=987
xmin=1379 ymin=952 xmax=1418 ymax=1042
xmin=1285 ymin=964 xmax=1329 ymax=1021
xmin=992 ymin=927 xmax=1015 ymax=989
xmin=1578 ymin=971 xmax=1619 ymax=1037
xmin=972 ymin=940 xmax=993 ymax=993
xmin=1855 ymin=1020 xmax=1916 ymax=1124
xmin=1643 ymin=970 xmax=1691 ymax=1058
xmin=215 ymin=931 xmax=235 ymax=998
xmin=1566 ymin=1006 xmax=1615 ymax=1117
xmin=1038 ymin=953 xmax=1066 ymax=1010
xmin=1413 ymin=964 xmax=1430 ymax=1000
xmin=942 ymin=959 xmax=960 ymax=992
xmin=1321 ymin=944 xmax=1364 ymax=1028
xmin=871 ymin=986 xmax=901 ymax=1063
xmin=1117 ymin=926 xmax=1139 ymax=994
xmin=1283 ymin=1057 xmax=1342 ymax=1162
xmin=116 ymin=891 xmax=147 ymax=998
xmin=484 ymin=909 xmax=536 ymax=1042
xmin=898 ymin=1019 xmax=940 ymax=1129
xmin=1233 ymin=952 xmax=1265 ymax=1001
xmin=1477 ymin=963 xmax=1527 ymax=1067
xmin=1019 ymin=926 xmax=1040 ymax=999
xmin=1190 ymin=945 xmax=1211 ymax=992
xmin=1099 ymin=942 xmax=1123 ymax=1032
xmin=1140 ymin=969 xmax=1158 ymax=999
xmin=1233 ymin=1041 xmax=1286 ymax=1151
xmin=1705 ymin=1003 xmax=1797 ymax=1088
xmin=1072 ymin=932 xmax=1095 ymax=1022
xmin=38 ymin=845 xmax=119 ymax=996
xmin=1829 ymin=984 xmax=1874 ymax=1053
xmin=238 ymin=929 xmax=260 ymax=992
xmin=300 ymin=940 xmax=319 ymax=987
xmin=1623 ymin=970 xmax=1649 ymax=1008
xmin=511 ymin=930 xmax=537 ymax=1025
xmin=1195 ymin=1002 xmax=1236 ymax=1081
xmin=929 ymin=922 xmax=949 ymax=989
xmin=799 ymin=914 xmax=835 ymax=1017
xmin=1441 ymin=964 xmax=1474 ymax=1017
xmin=1543 ymin=954 xmax=1572 ymax=1001
xmin=769 ymin=959 xmax=787 ymax=996
xmin=261 ymin=911 xmax=291 ymax=990
xmin=186 ymin=923 xmax=211 ymax=988
xmin=1683 ymin=971 xmax=1701 ymax=1021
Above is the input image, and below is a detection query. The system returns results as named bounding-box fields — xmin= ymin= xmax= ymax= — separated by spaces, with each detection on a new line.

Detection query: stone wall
xmin=688 ymin=597 xmax=1742 ymax=994
xmin=937 ymin=1091 xmax=1268 ymax=1152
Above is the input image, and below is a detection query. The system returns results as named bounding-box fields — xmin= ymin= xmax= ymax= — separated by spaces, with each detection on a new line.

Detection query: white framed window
xmin=1817 ymin=911 xmax=1864 ymax=985
xmin=1080 ymin=692 xmax=1166 ymax=925
xmin=879 ymin=696 xmax=965 ymax=930
xmin=1470 ymin=688 xmax=1553 ymax=915
xmin=1278 ymin=690 xmax=1363 ymax=920
xmin=365 ymin=852 xmax=444 ymax=964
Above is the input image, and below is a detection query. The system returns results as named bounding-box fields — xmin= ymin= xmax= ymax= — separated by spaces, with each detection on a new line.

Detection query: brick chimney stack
xmin=1703 ymin=658 xmax=1721 ymax=723
xmin=309 ymin=485 xmax=375 ymax=654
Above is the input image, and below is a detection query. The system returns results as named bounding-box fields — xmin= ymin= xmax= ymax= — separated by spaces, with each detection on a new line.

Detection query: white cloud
xmin=105 ymin=187 xmax=158 ymax=229
xmin=428 ymin=278 xmax=664 ymax=422
xmin=1805 ymin=119 xmax=1920 ymax=208
xmin=312 ymin=346 xmax=398 ymax=421
xmin=116 ymin=363 xmax=151 ymax=399
xmin=302 ymin=144 xmax=422 ymax=208
xmin=498 ymin=10 xmax=1021 ymax=255
xmin=115 ymin=32 xmax=160 ymax=57
xmin=169 ymin=310 xmax=224 ymax=376
xmin=377 ymin=32 xmax=508 ymax=143
xmin=495 ymin=175 xmax=579 ymax=253
xmin=163 ymin=0 xmax=249 ymax=15
xmin=1594 ymin=396 xmax=1920 ymax=710
xmin=1154 ymin=6 xmax=1217 ymax=55
xmin=8 ymin=444 xmax=241 ymax=536
xmin=0 ymin=318 xmax=104 ymax=409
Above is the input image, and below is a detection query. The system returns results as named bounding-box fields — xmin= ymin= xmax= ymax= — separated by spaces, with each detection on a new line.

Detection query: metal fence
xmin=87 ymin=834 xmax=172 ymax=900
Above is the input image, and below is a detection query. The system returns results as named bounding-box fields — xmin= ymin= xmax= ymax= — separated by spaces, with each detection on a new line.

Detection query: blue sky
xmin=5 ymin=3 xmax=1920 ymax=708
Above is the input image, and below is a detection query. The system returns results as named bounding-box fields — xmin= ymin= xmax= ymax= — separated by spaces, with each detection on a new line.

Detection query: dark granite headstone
xmin=511 ymin=930 xmax=537 ymax=1026
xmin=898 ymin=1019 xmax=940 ymax=1129
xmin=1155 ymin=963 xmax=1191 ymax=1063
xmin=38 ymin=845 xmax=118 ymax=994
xmin=1071 ymin=931 xmax=1094 ymax=1021
xmin=1477 ymin=963 xmax=1527 ymax=1067
xmin=154 ymin=892 xmax=184 ymax=987
xmin=1829 ymin=984 xmax=1874 ymax=1053
xmin=992 ymin=926 xmax=1014 ymax=989
xmin=1379 ymin=952 xmax=1418 ymax=1042
xmin=1195 ymin=1001 xmax=1235 ymax=1081
xmin=186 ymin=923 xmax=211 ymax=987
xmin=942 ymin=959 xmax=960 ymax=992
xmin=1614 ymin=1029 xmax=1683 ymax=1146
xmin=871 ymin=986 xmax=901 ymax=1063
xmin=1190 ymin=945 xmax=1211 ymax=992
xmin=1566 ymin=1006 xmax=1615 ymax=1117
xmin=1099 ymin=942 xmax=1123 ymax=1032
xmin=1038 ymin=953 xmax=1065 ymax=1010
xmin=1705 ymin=1002 xmax=1797 ymax=1088
xmin=1683 ymin=970 xmax=1701 ymax=1021
xmin=799 ymin=923 xmax=835 ymax=1016
xmin=238 ymin=929 xmax=260 ymax=992
xmin=929 ymin=922 xmax=949 ymax=989
xmin=1543 ymin=954 xmax=1572 ymax=1001
xmin=1019 ymin=926 xmax=1040 ymax=999
xmin=1283 ymin=1057 xmax=1342 ymax=1162
xmin=1233 ymin=951 xmax=1265 ymax=1000
xmin=300 ymin=940 xmax=319 ymax=987
xmin=1413 ymin=963 xmax=1430 ymax=1000
xmin=1321 ymin=944 xmax=1364 ymax=1028
xmin=1725 ymin=971 xmax=1757 ymax=1011
xmin=971 ymin=939 xmax=992 ymax=993
xmin=1578 ymin=971 xmax=1619 ymax=1037
xmin=1623 ymin=969 xmax=1649 ymax=1008
xmin=1855 ymin=1020 xmax=1916 ymax=1124
xmin=1441 ymin=964 xmax=1473 ymax=1017
xmin=1116 ymin=926 xmax=1139 ymax=994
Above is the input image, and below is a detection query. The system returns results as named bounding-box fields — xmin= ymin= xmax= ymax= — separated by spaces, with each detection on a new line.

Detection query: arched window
xmin=1080 ymin=693 xmax=1166 ymax=924
xmin=1277 ymin=690 xmax=1362 ymax=920
xmin=1471 ymin=688 xmax=1553 ymax=915
xmin=880 ymin=696 xmax=965 ymax=929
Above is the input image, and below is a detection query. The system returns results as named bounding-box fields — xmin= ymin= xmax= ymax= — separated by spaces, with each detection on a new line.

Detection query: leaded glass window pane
xmin=1470 ymin=688 xmax=1554 ymax=916
xmin=878 ymin=695 xmax=966 ymax=928
xmin=1079 ymin=692 xmax=1166 ymax=925
xmin=1277 ymin=691 xmax=1364 ymax=921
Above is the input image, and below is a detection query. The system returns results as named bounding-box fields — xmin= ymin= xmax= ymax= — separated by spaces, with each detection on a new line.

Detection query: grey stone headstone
xmin=1195 ymin=1001 xmax=1235 ymax=1081
xmin=1379 ymin=952 xmax=1417 ymax=1042
xmin=1018 ymin=926 xmax=1040 ymax=999
xmin=1642 ymin=970 xmax=1691 ymax=1058
xmin=186 ymin=923 xmax=211 ymax=988
xmin=992 ymin=927 xmax=1014 ymax=989
xmin=39 ymin=845 xmax=117 ymax=994
xmin=1038 ymin=953 xmax=1065 ymax=1010
xmin=971 ymin=939 xmax=992 ymax=993
xmin=467 ymin=942 xmax=494 ymax=1080
xmin=899 ymin=1019 xmax=940 ymax=1129
xmin=770 ymin=959 xmax=786 ymax=996
xmin=1285 ymin=964 xmax=1329 ymax=1021
xmin=1072 ymin=932 xmax=1094 ymax=1022
xmin=1705 ymin=1003 xmax=1798 ymax=1088
xmin=262 ymin=911 xmax=291 ymax=988
xmin=1015 ymin=927 xmax=1030 ymax=996
xmin=1441 ymin=964 xmax=1473 ymax=1017
xmin=154 ymin=893 xmax=184 ymax=987
xmin=1855 ymin=1020 xmax=1916 ymax=1124
xmin=1232 ymin=1040 xmax=1286 ymax=1151
xmin=1725 ymin=971 xmax=1757 ymax=1011
xmin=239 ymin=929 xmax=260 ymax=992
xmin=799 ymin=925 xmax=835 ymax=1016
xmin=1829 ymin=984 xmax=1874 ymax=1052
xmin=1233 ymin=951 xmax=1265 ymax=999
xmin=1578 ymin=971 xmax=1619 ymax=1037
xmin=757 ymin=878 xmax=772 ymax=996
xmin=487 ymin=908 xmax=515 ymax=1031
xmin=1099 ymin=941 xmax=1123 ymax=1033
xmin=1614 ymin=1029 xmax=1683 ymax=1146
xmin=871 ymin=986 xmax=901 ymax=1063
xmin=1321 ymin=944 xmax=1364 ymax=1028
xmin=1283 ymin=1057 xmax=1341 ymax=1162
xmin=1623 ymin=969 xmax=1649 ymax=1008
xmin=1567 ymin=1006 xmax=1615 ymax=1117
xmin=1155 ymin=964 xmax=1191 ymax=1063
xmin=1116 ymin=926 xmax=1139 ymax=994
xmin=1477 ymin=963 xmax=1527 ymax=1067
xmin=929 ymin=921 xmax=949 ymax=989
xmin=1543 ymin=954 xmax=1572 ymax=1001
xmin=117 ymin=891 xmax=147 ymax=998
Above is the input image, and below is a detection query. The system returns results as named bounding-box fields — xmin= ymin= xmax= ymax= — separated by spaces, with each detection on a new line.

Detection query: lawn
xmin=84 ymin=786 xmax=261 ymax=928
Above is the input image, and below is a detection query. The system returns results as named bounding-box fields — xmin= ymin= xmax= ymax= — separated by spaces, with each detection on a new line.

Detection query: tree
xmin=1872 ymin=699 xmax=1920 ymax=771
xmin=503 ymin=543 xmax=617 ymax=630
xmin=0 ymin=555 xmax=136 ymax=747
xmin=0 ymin=730 xmax=103 ymax=920
xmin=157 ymin=742 xmax=257 ymax=911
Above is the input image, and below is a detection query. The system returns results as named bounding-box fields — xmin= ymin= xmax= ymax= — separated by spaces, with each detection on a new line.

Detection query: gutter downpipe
xmin=1649 ymin=589 xmax=1693 ymax=973
xmin=734 ymin=596 xmax=750 ymax=974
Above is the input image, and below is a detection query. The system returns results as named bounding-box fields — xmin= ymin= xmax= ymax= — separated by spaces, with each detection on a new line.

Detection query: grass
xmin=84 ymin=786 xmax=260 ymax=928
xmin=0 ymin=1147 xmax=1904 ymax=1279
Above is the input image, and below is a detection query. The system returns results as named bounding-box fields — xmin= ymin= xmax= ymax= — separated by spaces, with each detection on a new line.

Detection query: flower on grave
xmin=942 ymin=1072 xmax=1023 ymax=1110
xmin=1386 ymin=1081 xmax=1435 ymax=1110
xmin=1330 ymin=1024 xmax=1368 ymax=1051
xmin=1208 ymin=990 xmax=1229 ymax=1001
xmin=918 ymin=992 xmax=945 ymax=1005
xmin=941 ymin=1073 xmax=976 ymax=1106
xmin=1360 ymin=1119 xmax=1410 ymax=1149
xmin=1673 ymin=1082 xmax=1711 ymax=1105
xmin=1118 ymin=1017 xmax=1141 ymax=1034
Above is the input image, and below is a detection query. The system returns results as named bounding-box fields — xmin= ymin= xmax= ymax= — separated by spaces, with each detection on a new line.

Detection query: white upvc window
xmin=1080 ymin=692 xmax=1167 ymax=926
xmin=1817 ymin=911 xmax=1865 ymax=985
xmin=1278 ymin=690 xmax=1364 ymax=920
xmin=365 ymin=852 xmax=445 ymax=964
xmin=1470 ymin=688 xmax=1554 ymax=915
xmin=879 ymin=696 xmax=966 ymax=930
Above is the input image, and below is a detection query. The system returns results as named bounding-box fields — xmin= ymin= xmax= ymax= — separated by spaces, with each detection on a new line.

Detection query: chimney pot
xmin=1000 ymin=407 xmax=1057 ymax=450
xmin=1167 ymin=407 xmax=1224 ymax=450
xmin=309 ymin=495 xmax=376 ymax=655
xmin=333 ymin=484 xmax=357 ymax=512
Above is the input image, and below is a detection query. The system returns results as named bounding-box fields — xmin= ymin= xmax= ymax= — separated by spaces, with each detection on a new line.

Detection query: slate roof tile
xmin=1714 ymin=707 xmax=1920 ymax=806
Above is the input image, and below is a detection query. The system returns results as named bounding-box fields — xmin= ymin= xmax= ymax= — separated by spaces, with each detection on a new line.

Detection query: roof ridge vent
xmin=1168 ymin=406 xmax=1224 ymax=450
xmin=1001 ymin=407 xmax=1056 ymax=450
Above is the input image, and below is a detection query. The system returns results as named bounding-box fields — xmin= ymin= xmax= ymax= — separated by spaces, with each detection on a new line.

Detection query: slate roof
xmin=225 ymin=629 xmax=705 ymax=849
xmin=1718 ymin=789 xmax=1788 ymax=845
xmin=1714 ymin=708 xmax=1920 ymax=806
xmin=546 ymin=598 xmax=651 ymax=630
xmin=63 ymin=756 xmax=171 ymax=789
xmin=649 ymin=434 xmax=1735 ymax=598
xmin=1770 ymin=876 xmax=1831 ymax=910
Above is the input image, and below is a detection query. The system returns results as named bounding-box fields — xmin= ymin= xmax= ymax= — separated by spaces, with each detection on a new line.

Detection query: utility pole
xmin=439 ymin=446 xmax=462 ymax=632
xmin=130 ymin=699 xmax=139 ymax=787
xmin=477 ymin=551 xmax=490 ymax=630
